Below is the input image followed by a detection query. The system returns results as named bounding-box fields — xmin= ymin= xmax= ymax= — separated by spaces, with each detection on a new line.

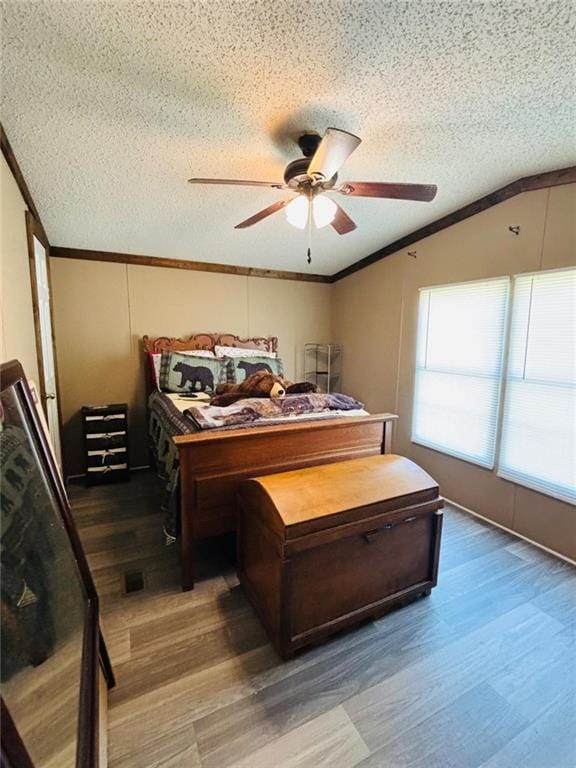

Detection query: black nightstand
xmin=81 ymin=404 xmax=129 ymax=484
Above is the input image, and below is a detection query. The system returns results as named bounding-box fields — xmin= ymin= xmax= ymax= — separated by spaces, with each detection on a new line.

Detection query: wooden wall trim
xmin=50 ymin=246 xmax=332 ymax=284
xmin=3 ymin=117 xmax=572 ymax=286
xmin=331 ymin=165 xmax=576 ymax=282
xmin=518 ymin=165 xmax=576 ymax=192
xmin=1 ymin=122 xmax=48 ymax=243
xmin=25 ymin=211 xmax=48 ymax=402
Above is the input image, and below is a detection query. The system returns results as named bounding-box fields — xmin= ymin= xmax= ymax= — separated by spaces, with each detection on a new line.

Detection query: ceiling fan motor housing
xmin=284 ymin=136 xmax=338 ymax=190
xmin=283 ymin=158 xmax=338 ymax=189
xmin=284 ymin=157 xmax=311 ymax=186
xmin=283 ymin=133 xmax=338 ymax=189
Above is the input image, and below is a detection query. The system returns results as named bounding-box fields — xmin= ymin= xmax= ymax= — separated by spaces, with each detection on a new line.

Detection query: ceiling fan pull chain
xmin=307 ymin=190 xmax=313 ymax=264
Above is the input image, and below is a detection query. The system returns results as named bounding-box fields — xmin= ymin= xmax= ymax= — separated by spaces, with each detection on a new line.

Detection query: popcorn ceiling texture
xmin=1 ymin=0 xmax=575 ymax=275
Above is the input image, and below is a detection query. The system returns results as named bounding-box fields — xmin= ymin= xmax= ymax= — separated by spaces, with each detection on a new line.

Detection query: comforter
xmin=185 ymin=392 xmax=365 ymax=430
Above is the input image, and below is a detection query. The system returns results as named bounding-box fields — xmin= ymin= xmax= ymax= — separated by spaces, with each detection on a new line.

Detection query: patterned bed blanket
xmin=148 ymin=391 xmax=367 ymax=542
xmin=148 ymin=392 xmax=197 ymax=542
xmin=185 ymin=392 xmax=365 ymax=430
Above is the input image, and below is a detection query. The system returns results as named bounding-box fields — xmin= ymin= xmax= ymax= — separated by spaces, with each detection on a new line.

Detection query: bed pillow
xmin=214 ymin=345 xmax=277 ymax=359
xmin=180 ymin=350 xmax=216 ymax=358
xmin=227 ymin=355 xmax=284 ymax=384
xmin=148 ymin=349 xmax=216 ymax=390
xmin=159 ymin=351 xmax=233 ymax=394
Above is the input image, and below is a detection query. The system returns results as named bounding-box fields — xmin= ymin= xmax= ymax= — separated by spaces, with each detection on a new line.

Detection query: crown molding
xmin=50 ymin=247 xmax=331 ymax=283
xmin=331 ymin=165 xmax=576 ymax=282
xmin=3 ymin=120 xmax=573 ymax=284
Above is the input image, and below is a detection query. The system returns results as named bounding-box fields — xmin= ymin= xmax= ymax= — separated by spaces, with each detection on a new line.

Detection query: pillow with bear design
xmin=227 ymin=355 xmax=284 ymax=384
xmin=159 ymin=351 xmax=233 ymax=394
xmin=148 ymin=349 xmax=216 ymax=390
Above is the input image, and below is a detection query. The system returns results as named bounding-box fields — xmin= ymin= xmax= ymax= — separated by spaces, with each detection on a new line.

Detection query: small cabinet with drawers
xmin=82 ymin=403 xmax=129 ymax=484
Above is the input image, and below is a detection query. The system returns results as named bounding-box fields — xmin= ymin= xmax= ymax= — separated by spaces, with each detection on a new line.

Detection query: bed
xmin=143 ymin=332 xmax=398 ymax=590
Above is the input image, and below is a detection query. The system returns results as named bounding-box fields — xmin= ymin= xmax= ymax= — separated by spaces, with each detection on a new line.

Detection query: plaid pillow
xmin=159 ymin=351 xmax=233 ymax=394
xmin=227 ymin=355 xmax=284 ymax=384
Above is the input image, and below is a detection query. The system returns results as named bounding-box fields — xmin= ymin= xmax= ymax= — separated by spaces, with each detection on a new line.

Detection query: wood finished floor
xmin=69 ymin=471 xmax=576 ymax=768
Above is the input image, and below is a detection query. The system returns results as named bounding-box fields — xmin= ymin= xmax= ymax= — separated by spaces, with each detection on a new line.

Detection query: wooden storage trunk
xmin=238 ymin=454 xmax=444 ymax=658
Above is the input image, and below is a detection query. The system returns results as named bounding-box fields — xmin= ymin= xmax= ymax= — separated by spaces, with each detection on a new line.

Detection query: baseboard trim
xmin=444 ymin=497 xmax=576 ymax=567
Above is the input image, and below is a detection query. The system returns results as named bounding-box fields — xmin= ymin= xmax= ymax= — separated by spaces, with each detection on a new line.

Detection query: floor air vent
xmin=123 ymin=570 xmax=145 ymax=595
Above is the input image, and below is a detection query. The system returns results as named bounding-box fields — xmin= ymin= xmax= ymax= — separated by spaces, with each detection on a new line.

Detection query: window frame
xmin=411 ymin=267 xmax=576 ymax=507
xmin=496 ymin=267 xmax=576 ymax=505
xmin=411 ymin=275 xmax=511 ymax=470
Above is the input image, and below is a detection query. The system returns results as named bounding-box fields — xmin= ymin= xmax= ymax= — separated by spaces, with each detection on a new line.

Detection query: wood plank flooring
xmin=68 ymin=471 xmax=576 ymax=768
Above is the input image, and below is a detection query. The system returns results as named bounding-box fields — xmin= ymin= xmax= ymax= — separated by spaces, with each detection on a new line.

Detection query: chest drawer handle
xmin=403 ymin=516 xmax=417 ymax=523
xmin=363 ymin=524 xmax=394 ymax=543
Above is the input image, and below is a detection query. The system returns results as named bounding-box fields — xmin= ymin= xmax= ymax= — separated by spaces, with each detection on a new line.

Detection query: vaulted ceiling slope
xmin=1 ymin=1 xmax=575 ymax=276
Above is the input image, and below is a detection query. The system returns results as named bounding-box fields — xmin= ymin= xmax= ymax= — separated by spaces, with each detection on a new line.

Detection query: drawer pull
xmin=362 ymin=524 xmax=394 ymax=543
xmin=85 ymin=413 xmax=125 ymax=422
xmin=86 ymin=431 xmax=125 ymax=439
xmin=362 ymin=516 xmax=420 ymax=542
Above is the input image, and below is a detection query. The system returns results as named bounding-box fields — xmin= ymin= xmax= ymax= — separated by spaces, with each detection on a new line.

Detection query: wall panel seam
xmin=125 ymin=263 xmax=134 ymax=352
xmin=393 ymin=272 xmax=406 ymax=419
xmin=538 ymin=187 xmax=551 ymax=271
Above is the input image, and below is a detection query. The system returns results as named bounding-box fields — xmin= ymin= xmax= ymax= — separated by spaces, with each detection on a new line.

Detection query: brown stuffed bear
xmin=211 ymin=370 xmax=318 ymax=407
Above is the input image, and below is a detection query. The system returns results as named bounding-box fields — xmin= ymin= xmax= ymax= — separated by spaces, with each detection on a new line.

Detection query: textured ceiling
xmin=1 ymin=1 xmax=575 ymax=275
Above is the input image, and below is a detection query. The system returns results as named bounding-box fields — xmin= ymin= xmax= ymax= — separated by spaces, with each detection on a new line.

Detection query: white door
xmin=32 ymin=234 xmax=63 ymax=468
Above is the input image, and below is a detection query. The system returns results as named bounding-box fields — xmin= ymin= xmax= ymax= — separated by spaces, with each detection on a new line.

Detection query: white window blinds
xmin=498 ymin=268 xmax=576 ymax=504
xmin=412 ymin=278 xmax=509 ymax=468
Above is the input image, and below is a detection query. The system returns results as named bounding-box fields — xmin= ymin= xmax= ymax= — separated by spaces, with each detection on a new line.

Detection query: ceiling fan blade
xmin=188 ymin=178 xmax=285 ymax=189
xmin=331 ymin=203 xmax=357 ymax=235
xmin=234 ymin=200 xmax=287 ymax=229
xmin=307 ymin=128 xmax=362 ymax=181
xmin=337 ymin=181 xmax=437 ymax=201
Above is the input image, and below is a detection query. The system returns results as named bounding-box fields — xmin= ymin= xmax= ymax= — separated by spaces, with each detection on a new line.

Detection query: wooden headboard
xmin=142 ymin=332 xmax=278 ymax=355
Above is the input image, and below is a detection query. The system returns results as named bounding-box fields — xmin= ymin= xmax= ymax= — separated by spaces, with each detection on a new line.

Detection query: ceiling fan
xmin=189 ymin=127 xmax=437 ymax=229
xmin=188 ymin=128 xmax=437 ymax=263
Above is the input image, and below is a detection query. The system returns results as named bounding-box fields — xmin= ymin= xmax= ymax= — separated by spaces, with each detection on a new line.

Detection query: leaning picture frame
xmin=0 ymin=360 xmax=113 ymax=768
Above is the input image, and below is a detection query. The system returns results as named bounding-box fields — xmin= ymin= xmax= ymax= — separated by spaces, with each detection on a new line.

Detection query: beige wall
xmin=333 ymin=183 xmax=576 ymax=560
xmin=49 ymin=181 xmax=575 ymax=557
xmin=0 ymin=154 xmax=39 ymax=382
xmin=50 ymin=259 xmax=332 ymax=474
xmin=5 ymin=130 xmax=573 ymax=558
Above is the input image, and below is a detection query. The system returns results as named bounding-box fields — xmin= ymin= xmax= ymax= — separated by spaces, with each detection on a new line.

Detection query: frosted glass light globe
xmin=313 ymin=195 xmax=337 ymax=228
xmin=285 ymin=196 xmax=309 ymax=229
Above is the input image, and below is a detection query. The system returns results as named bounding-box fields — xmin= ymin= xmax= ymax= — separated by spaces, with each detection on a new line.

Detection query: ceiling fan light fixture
xmin=285 ymin=195 xmax=309 ymax=229
xmin=313 ymin=194 xmax=337 ymax=228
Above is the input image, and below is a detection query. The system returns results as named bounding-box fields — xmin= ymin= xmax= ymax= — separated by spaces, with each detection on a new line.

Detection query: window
xmin=498 ymin=269 xmax=576 ymax=504
xmin=412 ymin=278 xmax=509 ymax=468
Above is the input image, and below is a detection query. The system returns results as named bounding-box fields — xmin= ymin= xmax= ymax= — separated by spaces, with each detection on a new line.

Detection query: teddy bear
xmin=210 ymin=370 xmax=319 ymax=407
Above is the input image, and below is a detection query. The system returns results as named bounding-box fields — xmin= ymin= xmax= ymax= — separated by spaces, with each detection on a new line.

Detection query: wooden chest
xmin=238 ymin=454 xmax=444 ymax=657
